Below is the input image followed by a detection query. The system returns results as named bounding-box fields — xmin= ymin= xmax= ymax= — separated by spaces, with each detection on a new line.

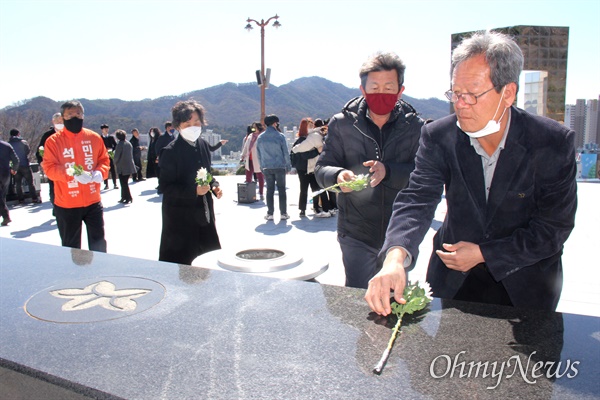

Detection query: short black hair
xmin=171 ymin=100 xmax=206 ymax=129
xmin=264 ymin=115 xmax=279 ymax=126
xmin=9 ymin=129 xmax=19 ymax=136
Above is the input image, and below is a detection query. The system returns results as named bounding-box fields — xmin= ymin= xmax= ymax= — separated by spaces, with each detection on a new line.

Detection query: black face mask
xmin=64 ymin=117 xmax=84 ymax=133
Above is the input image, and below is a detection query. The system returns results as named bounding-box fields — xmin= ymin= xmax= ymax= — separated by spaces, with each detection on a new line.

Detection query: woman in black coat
xmin=145 ymin=127 xmax=159 ymax=179
xmin=158 ymin=100 xmax=222 ymax=265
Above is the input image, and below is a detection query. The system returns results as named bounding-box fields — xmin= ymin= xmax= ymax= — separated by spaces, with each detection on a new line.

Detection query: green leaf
xmin=391 ymin=281 xmax=432 ymax=318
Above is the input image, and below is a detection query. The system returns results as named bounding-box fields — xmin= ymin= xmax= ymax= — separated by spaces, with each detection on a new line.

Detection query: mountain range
xmin=0 ymin=76 xmax=449 ymax=152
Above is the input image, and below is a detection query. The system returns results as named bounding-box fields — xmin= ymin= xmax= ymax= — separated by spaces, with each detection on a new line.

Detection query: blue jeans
xmin=262 ymin=168 xmax=287 ymax=215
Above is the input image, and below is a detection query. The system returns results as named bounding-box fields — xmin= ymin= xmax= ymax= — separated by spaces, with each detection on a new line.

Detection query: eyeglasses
xmin=444 ymin=87 xmax=495 ymax=105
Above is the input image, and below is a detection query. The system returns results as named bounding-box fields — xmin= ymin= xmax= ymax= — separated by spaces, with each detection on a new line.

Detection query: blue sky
xmin=0 ymin=0 xmax=598 ymax=109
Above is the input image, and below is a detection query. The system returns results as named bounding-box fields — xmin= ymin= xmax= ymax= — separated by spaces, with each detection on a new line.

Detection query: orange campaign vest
xmin=42 ymin=128 xmax=110 ymax=208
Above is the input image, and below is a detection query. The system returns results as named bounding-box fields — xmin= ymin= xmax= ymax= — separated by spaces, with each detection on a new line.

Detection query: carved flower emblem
xmin=50 ymin=280 xmax=151 ymax=312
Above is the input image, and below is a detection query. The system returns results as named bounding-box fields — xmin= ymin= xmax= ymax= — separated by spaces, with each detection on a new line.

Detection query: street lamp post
xmin=245 ymin=15 xmax=281 ymax=124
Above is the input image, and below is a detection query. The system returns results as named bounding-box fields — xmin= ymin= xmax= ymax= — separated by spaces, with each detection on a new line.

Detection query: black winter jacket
xmin=315 ymin=97 xmax=424 ymax=249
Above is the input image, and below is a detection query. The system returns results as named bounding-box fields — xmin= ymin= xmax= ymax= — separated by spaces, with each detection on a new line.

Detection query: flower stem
xmin=373 ymin=313 xmax=403 ymax=375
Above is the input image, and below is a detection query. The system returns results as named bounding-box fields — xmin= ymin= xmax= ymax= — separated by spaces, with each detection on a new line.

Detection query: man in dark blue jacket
xmin=315 ymin=52 xmax=424 ymax=289
xmin=0 ymin=139 xmax=19 ymax=225
xmin=366 ymin=31 xmax=577 ymax=314
xmin=8 ymin=129 xmax=40 ymax=204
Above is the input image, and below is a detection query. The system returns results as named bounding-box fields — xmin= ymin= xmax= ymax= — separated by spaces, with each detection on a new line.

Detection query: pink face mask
xmin=364 ymin=92 xmax=399 ymax=115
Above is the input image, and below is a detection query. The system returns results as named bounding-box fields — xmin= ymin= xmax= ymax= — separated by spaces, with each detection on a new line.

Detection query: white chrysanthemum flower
xmin=419 ymin=280 xmax=433 ymax=300
xmin=66 ymin=166 xmax=75 ymax=176
xmin=197 ymin=168 xmax=208 ymax=181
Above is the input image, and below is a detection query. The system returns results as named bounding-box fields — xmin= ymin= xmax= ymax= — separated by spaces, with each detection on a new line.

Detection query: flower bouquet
xmin=66 ymin=164 xmax=91 ymax=178
xmin=312 ymin=173 xmax=370 ymax=197
xmin=38 ymin=146 xmax=44 ymax=158
xmin=196 ymin=167 xmax=213 ymax=193
xmin=108 ymin=149 xmax=114 ymax=159
xmin=373 ymin=281 xmax=432 ymax=375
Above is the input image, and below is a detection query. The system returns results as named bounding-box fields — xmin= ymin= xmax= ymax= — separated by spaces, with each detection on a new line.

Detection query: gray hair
xmin=359 ymin=51 xmax=406 ymax=88
xmin=451 ymin=30 xmax=524 ymax=93
xmin=60 ymin=100 xmax=84 ymax=116
xmin=52 ymin=112 xmax=62 ymax=121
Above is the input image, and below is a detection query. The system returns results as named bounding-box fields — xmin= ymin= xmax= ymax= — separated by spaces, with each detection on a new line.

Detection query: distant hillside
xmin=0 ymin=76 xmax=449 ymax=152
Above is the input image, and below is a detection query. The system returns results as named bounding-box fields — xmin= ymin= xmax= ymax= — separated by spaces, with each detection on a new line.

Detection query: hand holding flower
xmin=196 ymin=185 xmax=211 ymax=196
xmin=66 ymin=164 xmax=93 ymax=184
xmin=337 ymin=170 xmax=357 ymax=193
xmin=365 ymin=247 xmax=408 ymax=316
xmin=312 ymin=172 xmax=371 ymax=197
xmin=195 ymin=168 xmax=214 ymax=196
xmin=372 ymin=281 xmax=432 ymax=375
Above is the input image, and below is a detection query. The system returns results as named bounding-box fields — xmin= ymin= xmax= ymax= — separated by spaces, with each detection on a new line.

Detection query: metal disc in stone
xmin=24 ymin=276 xmax=166 ymax=324
xmin=217 ymin=248 xmax=303 ymax=273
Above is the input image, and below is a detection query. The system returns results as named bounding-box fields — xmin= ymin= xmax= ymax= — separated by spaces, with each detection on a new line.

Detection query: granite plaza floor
xmin=1 ymin=175 xmax=598 ymax=317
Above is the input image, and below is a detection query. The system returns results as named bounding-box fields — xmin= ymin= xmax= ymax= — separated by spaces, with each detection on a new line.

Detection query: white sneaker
xmin=280 ymin=213 xmax=290 ymax=220
xmin=316 ymin=211 xmax=331 ymax=218
xmin=265 ymin=214 xmax=274 ymax=220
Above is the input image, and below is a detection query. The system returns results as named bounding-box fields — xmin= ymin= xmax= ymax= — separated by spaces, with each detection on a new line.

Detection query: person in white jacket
xmin=241 ymin=122 xmax=264 ymax=201
xmin=291 ymin=118 xmax=332 ymax=217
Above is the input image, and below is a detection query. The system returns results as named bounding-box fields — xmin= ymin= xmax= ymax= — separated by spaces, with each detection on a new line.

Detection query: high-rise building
xmin=585 ymin=97 xmax=599 ymax=145
xmin=565 ymin=97 xmax=600 ymax=149
xmin=451 ymin=25 xmax=569 ymax=123
xmin=572 ymin=100 xmax=587 ymax=149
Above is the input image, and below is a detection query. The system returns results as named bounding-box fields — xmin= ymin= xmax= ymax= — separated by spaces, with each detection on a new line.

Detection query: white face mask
xmin=457 ymin=86 xmax=507 ymax=138
xmin=179 ymin=125 xmax=202 ymax=142
xmin=54 ymin=123 xmax=64 ymax=131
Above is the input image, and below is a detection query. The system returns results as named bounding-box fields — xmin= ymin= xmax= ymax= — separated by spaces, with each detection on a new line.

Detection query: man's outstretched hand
xmin=365 ymin=247 xmax=408 ymax=316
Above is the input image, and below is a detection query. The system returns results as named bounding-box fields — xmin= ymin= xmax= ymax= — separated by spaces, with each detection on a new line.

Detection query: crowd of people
xmin=0 ymin=31 xmax=578 ymax=314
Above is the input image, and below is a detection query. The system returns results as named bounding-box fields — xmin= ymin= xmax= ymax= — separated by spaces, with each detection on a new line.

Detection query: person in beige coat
xmin=241 ymin=122 xmax=264 ymax=201
xmin=291 ymin=118 xmax=332 ymax=217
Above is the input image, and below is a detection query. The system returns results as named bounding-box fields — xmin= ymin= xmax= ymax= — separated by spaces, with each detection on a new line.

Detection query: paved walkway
xmin=1 ymin=175 xmax=598 ymax=317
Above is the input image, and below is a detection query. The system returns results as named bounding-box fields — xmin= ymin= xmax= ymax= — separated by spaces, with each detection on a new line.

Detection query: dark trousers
xmin=263 ymin=168 xmax=287 ymax=215
xmin=338 ymin=233 xmax=381 ymax=289
xmin=297 ymin=171 xmax=326 ymax=212
xmin=119 ymin=174 xmax=132 ymax=201
xmin=104 ymin=158 xmax=117 ymax=186
xmin=454 ymin=264 xmax=513 ymax=306
xmin=132 ymin=155 xmax=143 ymax=181
xmin=48 ymin=179 xmax=55 ymax=205
xmin=15 ymin=166 xmax=38 ymax=201
xmin=54 ymin=202 xmax=107 ymax=252
xmin=156 ymin=162 xmax=162 ymax=190
xmin=327 ymin=191 xmax=337 ymax=209
xmin=0 ymin=175 xmax=9 ymax=220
